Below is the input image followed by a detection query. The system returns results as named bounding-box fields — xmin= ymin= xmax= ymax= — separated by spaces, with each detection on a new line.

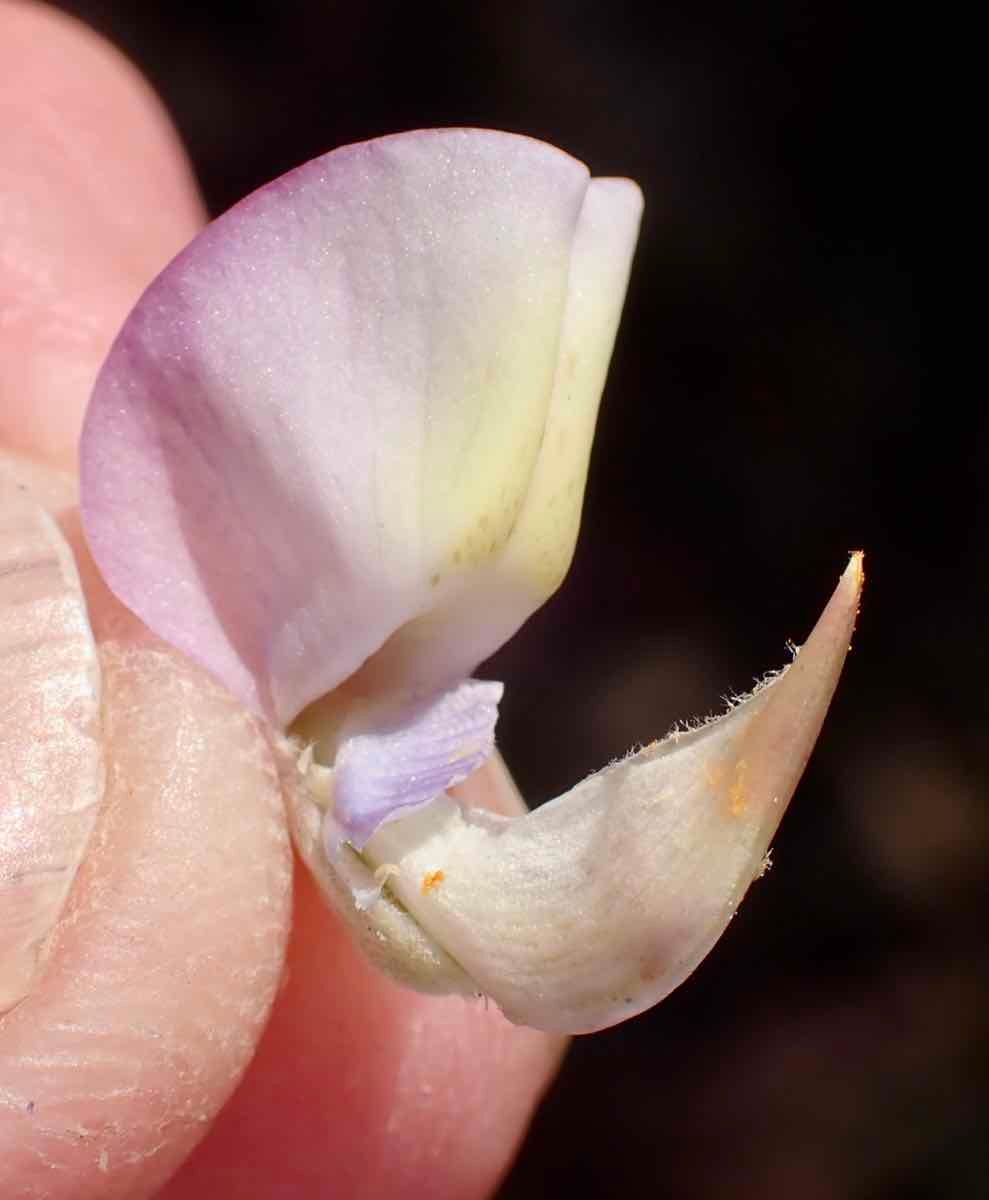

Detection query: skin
xmin=0 ymin=3 xmax=563 ymax=1196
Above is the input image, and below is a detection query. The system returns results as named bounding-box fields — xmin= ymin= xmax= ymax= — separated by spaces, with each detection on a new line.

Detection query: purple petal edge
xmin=327 ymin=678 xmax=504 ymax=850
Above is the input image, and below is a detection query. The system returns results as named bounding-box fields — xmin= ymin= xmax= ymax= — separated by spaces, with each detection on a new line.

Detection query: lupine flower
xmin=76 ymin=129 xmax=860 ymax=1033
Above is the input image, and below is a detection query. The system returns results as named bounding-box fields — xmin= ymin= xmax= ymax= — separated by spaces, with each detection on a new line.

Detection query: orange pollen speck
xmin=728 ymin=758 xmax=749 ymax=817
xmin=421 ymin=870 xmax=446 ymax=895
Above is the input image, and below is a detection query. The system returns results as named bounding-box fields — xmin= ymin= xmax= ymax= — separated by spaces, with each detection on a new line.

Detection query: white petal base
xmin=286 ymin=751 xmax=479 ymax=997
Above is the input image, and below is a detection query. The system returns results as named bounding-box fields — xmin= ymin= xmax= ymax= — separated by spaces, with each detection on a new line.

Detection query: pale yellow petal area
xmin=353 ymin=175 xmax=643 ymax=697
xmin=420 ymin=239 xmax=575 ymax=580
xmin=501 ymin=176 xmax=643 ymax=596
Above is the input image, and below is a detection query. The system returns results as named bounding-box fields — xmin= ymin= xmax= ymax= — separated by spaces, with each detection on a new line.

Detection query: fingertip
xmin=0 ymin=1 xmax=204 ymax=467
xmin=165 ymin=862 xmax=563 ymax=1199
xmin=0 ymin=640 xmax=292 ymax=1198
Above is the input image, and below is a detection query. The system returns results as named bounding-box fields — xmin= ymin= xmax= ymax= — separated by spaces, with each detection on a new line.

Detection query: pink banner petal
xmin=81 ymin=130 xmax=640 ymax=725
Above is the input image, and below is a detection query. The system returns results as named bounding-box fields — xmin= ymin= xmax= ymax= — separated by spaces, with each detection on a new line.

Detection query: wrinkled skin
xmin=0 ymin=3 xmax=562 ymax=1196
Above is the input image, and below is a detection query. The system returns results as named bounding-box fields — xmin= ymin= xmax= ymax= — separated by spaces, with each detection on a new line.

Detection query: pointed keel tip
xmin=840 ymin=549 xmax=865 ymax=621
xmin=783 ymin=550 xmax=864 ymax=721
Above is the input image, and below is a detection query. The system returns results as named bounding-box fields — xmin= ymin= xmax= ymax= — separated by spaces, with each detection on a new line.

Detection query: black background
xmin=54 ymin=3 xmax=980 ymax=1197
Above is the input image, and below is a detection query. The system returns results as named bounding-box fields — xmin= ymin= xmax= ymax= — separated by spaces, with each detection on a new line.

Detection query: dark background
xmin=55 ymin=3 xmax=979 ymax=1197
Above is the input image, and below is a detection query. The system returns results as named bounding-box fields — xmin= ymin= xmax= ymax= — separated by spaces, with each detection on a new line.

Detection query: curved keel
xmin=359 ymin=555 xmax=863 ymax=1032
